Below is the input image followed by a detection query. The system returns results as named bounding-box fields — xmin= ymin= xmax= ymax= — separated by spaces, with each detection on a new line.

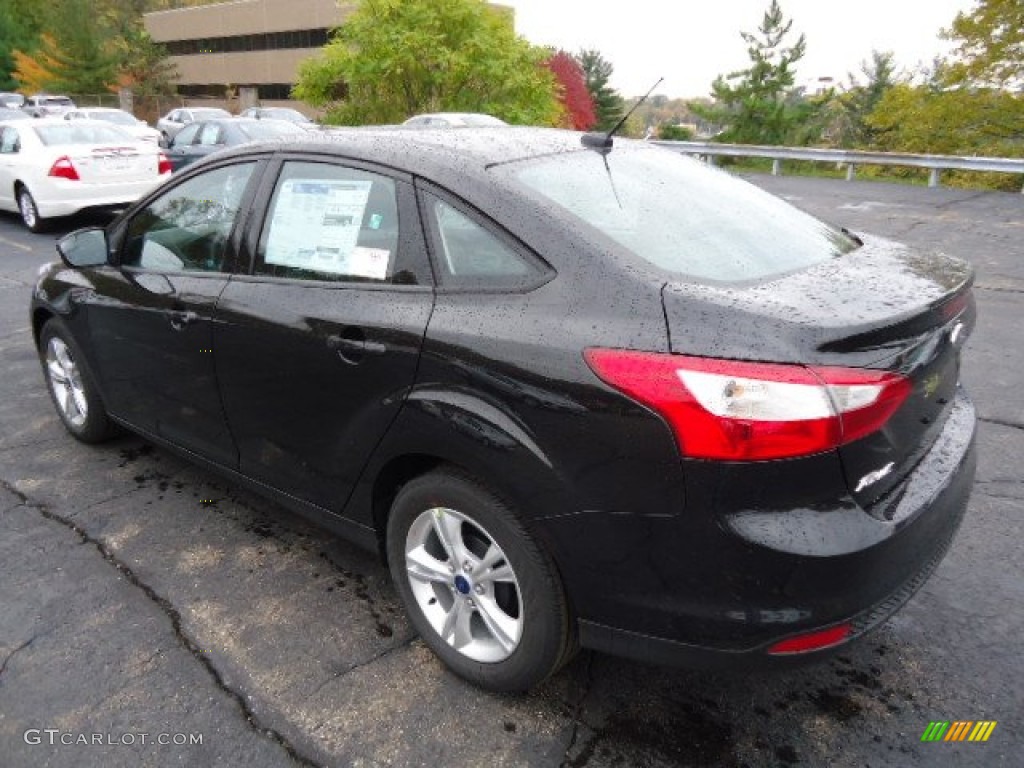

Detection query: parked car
xmin=23 ymin=94 xmax=76 ymax=118
xmin=165 ymin=118 xmax=305 ymax=171
xmin=0 ymin=92 xmax=26 ymax=109
xmin=239 ymin=107 xmax=316 ymax=128
xmin=402 ymin=112 xmax=507 ymax=127
xmin=31 ymin=127 xmax=976 ymax=692
xmin=0 ymin=118 xmax=171 ymax=232
xmin=156 ymin=107 xmax=232 ymax=144
xmin=65 ymin=108 xmax=162 ymax=144
xmin=0 ymin=108 xmax=31 ymax=121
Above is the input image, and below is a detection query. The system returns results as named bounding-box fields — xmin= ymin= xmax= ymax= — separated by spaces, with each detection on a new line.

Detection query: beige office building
xmin=144 ymin=0 xmax=356 ymax=112
xmin=145 ymin=0 xmax=513 ymax=113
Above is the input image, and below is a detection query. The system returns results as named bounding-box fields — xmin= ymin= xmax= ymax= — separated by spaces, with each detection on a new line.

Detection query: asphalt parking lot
xmin=0 ymin=173 xmax=1021 ymax=768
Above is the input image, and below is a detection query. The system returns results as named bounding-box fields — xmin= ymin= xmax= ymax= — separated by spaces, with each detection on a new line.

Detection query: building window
xmin=165 ymin=28 xmax=332 ymax=56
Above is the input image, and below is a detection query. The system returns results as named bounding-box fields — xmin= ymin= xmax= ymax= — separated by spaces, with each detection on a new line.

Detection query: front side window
xmin=255 ymin=161 xmax=404 ymax=284
xmin=498 ymin=145 xmax=858 ymax=284
xmin=123 ymin=162 xmax=256 ymax=272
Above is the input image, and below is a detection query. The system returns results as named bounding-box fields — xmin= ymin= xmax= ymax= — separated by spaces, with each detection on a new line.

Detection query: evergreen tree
xmin=693 ymin=1 xmax=808 ymax=145
xmin=576 ymin=49 xmax=623 ymax=131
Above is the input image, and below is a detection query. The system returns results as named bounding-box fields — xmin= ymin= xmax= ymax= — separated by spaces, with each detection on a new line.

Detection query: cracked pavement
xmin=1 ymin=175 xmax=1021 ymax=767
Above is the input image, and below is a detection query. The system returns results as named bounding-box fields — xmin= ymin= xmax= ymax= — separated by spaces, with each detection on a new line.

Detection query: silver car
xmin=156 ymin=107 xmax=232 ymax=145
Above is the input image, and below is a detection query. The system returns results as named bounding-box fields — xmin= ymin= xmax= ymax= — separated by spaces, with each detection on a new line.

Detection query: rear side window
xmin=33 ymin=124 xmax=131 ymax=145
xmin=428 ymin=200 xmax=541 ymax=287
xmin=0 ymin=127 xmax=20 ymax=154
xmin=500 ymin=146 xmax=857 ymax=284
xmin=197 ymin=124 xmax=222 ymax=146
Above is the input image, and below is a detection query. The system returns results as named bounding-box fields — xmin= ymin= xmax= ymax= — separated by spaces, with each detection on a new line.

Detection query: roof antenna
xmin=581 ymin=76 xmax=663 ymax=152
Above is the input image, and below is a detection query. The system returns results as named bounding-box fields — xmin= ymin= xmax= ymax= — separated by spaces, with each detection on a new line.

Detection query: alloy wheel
xmin=404 ymin=506 xmax=523 ymax=663
xmin=18 ymin=190 xmax=37 ymax=230
xmin=46 ymin=336 xmax=88 ymax=428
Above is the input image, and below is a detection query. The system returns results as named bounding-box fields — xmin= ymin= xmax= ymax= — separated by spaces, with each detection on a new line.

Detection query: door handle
xmin=326 ymin=333 xmax=387 ymax=360
xmin=169 ymin=310 xmax=198 ymax=331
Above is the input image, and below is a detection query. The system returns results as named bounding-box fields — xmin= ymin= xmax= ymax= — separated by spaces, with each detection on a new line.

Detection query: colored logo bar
xmin=921 ymin=721 xmax=997 ymax=742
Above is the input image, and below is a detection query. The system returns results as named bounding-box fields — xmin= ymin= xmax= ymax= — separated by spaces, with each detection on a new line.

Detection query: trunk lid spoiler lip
xmin=661 ymin=233 xmax=974 ymax=368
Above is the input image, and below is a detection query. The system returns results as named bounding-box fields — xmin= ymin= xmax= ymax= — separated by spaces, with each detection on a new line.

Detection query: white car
xmin=401 ymin=112 xmax=507 ymax=128
xmin=64 ymin=108 xmax=163 ymax=145
xmin=0 ymin=118 xmax=171 ymax=232
xmin=156 ymin=107 xmax=232 ymax=145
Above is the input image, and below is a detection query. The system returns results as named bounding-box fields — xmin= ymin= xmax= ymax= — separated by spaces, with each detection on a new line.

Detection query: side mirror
xmin=56 ymin=227 xmax=109 ymax=268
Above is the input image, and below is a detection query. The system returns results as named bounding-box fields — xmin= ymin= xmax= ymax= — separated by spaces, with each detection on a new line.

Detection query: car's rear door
xmin=86 ymin=158 xmax=265 ymax=466
xmin=215 ymin=155 xmax=435 ymax=511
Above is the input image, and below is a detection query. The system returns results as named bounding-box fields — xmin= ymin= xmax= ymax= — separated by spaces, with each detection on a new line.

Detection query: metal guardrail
xmin=651 ymin=140 xmax=1024 ymax=192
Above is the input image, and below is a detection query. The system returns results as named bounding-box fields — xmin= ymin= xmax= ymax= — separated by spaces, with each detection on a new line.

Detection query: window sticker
xmin=265 ymin=179 xmax=388 ymax=277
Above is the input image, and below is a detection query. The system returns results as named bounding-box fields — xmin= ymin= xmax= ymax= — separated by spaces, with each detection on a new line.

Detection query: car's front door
xmin=86 ymin=160 xmax=262 ymax=466
xmin=215 ymin=157 xmax=435 ymax=511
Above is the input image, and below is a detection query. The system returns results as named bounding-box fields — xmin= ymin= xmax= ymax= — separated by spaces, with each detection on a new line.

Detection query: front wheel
xmin=387 ymin=468 xmax=576 ymax=691
xmin=39 ymin=320 xmax=117 ymax=443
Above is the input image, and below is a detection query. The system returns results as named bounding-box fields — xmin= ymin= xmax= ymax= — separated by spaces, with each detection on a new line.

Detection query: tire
xmin=387 ymin=468 xmax=577 ymax=691
xmin=38 ymin=320 xmax=117 ymax=443
xmin=17 ymin=186 xmax=47 ymax=233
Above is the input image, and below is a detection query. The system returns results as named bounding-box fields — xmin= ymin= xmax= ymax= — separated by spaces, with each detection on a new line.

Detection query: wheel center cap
xmin=453 ymin=574 xmax=471 ymax=595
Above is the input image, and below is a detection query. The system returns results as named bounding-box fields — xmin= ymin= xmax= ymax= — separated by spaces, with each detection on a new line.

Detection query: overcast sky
xmin=505 ymin=0 xmax=977 ymax=98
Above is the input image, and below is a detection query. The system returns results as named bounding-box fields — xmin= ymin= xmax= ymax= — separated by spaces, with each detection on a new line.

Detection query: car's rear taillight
xmin=48 ymin=156 xmax=79 ymax=181
xmin=157 ymin=152 xmax=172 ymax=175
xmin=584 ymin=349 xmax=911 ymax=461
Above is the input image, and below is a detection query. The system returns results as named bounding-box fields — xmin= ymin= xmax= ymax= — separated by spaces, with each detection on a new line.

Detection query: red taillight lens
xmin=157 ymin=152 xmax=172 ymax=175
xmin=767 ymin=624 xmax=852 ymax=655
xmin=48 ymin=156 xmax=79 ymax=181
xmin=584 ymin=349 xmax=911 ymax=461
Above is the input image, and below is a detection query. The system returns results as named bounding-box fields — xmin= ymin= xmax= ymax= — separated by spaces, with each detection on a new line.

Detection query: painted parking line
xmin=0 ymin=235 xmax=33 ymax=253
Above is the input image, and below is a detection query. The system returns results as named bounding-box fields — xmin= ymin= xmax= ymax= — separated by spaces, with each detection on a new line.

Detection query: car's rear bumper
xmin=548 ymin=391 xmax=976 ymax=666
xmin=34 ymin=176 xmax=167 ymax=218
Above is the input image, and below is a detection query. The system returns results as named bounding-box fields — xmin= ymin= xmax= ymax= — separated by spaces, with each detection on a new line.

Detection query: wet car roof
xmin=223 ymin=126 xmax=592 ymax=187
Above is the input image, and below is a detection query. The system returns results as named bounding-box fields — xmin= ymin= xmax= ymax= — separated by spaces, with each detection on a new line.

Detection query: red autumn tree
xmin=545 ymin=50 xmax=596 ymax=130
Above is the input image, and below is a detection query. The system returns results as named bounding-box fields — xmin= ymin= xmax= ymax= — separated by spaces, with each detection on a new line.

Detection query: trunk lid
xmin=661 ymin=234 xmax=975 ymax=507
xmin=68 ymin=144 xmax=157 ymax=183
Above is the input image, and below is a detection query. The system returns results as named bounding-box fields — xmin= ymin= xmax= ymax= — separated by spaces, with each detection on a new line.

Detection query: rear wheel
xmin=39 ymin=320 xmax=117 ymax=443
xmin=17 ymin=186 xmax=47 ymax=233
xmin=387 ymin=468 xmax=576 ymax=691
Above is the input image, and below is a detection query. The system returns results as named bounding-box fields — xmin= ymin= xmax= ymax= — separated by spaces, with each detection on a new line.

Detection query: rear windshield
xmin=90 ymin=111 xmax=136 ymax=126
xmin=193 ymin=108 xmax=230 ymax=119
xmin=237 ymin=121 xmax=305 ymax=140
xmin=34 ymin=124 xmax=133 ymax=145
xmin=500 ymin=145 xmax=857 ymax=283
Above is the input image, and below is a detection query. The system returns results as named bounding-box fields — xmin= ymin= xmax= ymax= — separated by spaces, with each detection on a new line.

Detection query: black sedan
xmin=30 ymin=128 xmax=976 ymax=691
xmin=165 ymin=117 xmax=305 ymax=171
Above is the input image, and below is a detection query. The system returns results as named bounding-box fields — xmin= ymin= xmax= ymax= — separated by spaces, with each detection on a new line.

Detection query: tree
xmin=821 ymin=50 xmax=901 ymax=147
xmin=693 ymin=0 xmax=808 ymax=145
xmin=866 ymin=83 xmax=1024 ymax=189
xmin=11 ymin=39 xmax=60 ymax=94
xmin=545 ymin=50 xmax=595 ymax=130
xmin=576 ymin=49 xmax=623 ymax=131
xmin=12 ymin=0 xmax=117 ymax=94
xmin=293 ymin=0 xmax=561 ymax=126
xmin=0 ymin=0 xmax=49 ymax=90
xmin=943 ymin=0 xmax=1024 ymax=89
